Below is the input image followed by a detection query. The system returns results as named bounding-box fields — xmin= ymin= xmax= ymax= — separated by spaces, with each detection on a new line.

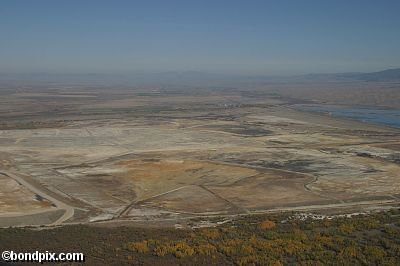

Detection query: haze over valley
xmin=1 ymin=1 xmax=400 ymax=265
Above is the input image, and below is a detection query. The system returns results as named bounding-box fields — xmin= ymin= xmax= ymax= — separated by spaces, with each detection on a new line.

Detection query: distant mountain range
xmin=348 ymin=68 xmax=400 ymax=81
xmin=303 ymin=68 xmax=400 ymax=82
xmin=1 ymin=68 xmax=400 ymax=85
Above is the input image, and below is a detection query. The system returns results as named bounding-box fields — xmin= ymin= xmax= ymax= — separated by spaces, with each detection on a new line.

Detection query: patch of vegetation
xmin=0 ymin=209 xmax=399 ymax=265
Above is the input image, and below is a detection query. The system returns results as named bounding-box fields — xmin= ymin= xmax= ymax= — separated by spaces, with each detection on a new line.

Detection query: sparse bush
xmin=195 ymin=243 xmax=217 ymax=255
xmin=201 ymin=228 xmax=220 ymax=239
xmin=339 ymin=224 xmax=355 ymax=234
xmin=126 ymin=240 xmax=149 ymax=253
xmin=153 ymin=241 xmax=195 ymax=258
xmin=259 ymin=219 xmax=276 ymax=230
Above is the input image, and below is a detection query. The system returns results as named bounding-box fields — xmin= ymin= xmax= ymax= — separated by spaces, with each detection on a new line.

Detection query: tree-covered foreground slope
xmin=1 ymin=209 xmax=399 ymax=265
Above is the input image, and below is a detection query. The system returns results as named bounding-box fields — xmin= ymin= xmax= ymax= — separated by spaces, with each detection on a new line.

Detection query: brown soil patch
xmin=115 ymin=159 xmax=259 ymax=201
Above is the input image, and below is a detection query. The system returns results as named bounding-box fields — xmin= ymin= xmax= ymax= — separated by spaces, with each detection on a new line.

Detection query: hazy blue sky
xmin=1 ymin=0 xmax=399 ymax=75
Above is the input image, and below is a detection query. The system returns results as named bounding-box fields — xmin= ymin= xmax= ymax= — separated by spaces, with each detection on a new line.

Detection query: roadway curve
xmin=0 ymin=171 xmax=74 ymax=225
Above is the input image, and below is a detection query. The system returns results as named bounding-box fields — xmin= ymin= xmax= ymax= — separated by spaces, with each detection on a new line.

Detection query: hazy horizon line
xmin=0 ymin=66 xmax=399 ymax=78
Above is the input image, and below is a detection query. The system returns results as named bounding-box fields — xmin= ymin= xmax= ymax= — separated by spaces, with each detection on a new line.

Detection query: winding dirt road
xmin=0 ymin=171 xmax=74 ymax=225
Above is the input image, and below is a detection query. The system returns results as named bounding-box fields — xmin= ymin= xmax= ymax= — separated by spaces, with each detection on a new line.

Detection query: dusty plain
xmin=0 ymin=84 xmax=399 ymax=228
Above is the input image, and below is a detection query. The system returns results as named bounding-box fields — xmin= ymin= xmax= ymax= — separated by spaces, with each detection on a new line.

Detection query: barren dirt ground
xmin=0 ymin=86 xmax=399 ymax=227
